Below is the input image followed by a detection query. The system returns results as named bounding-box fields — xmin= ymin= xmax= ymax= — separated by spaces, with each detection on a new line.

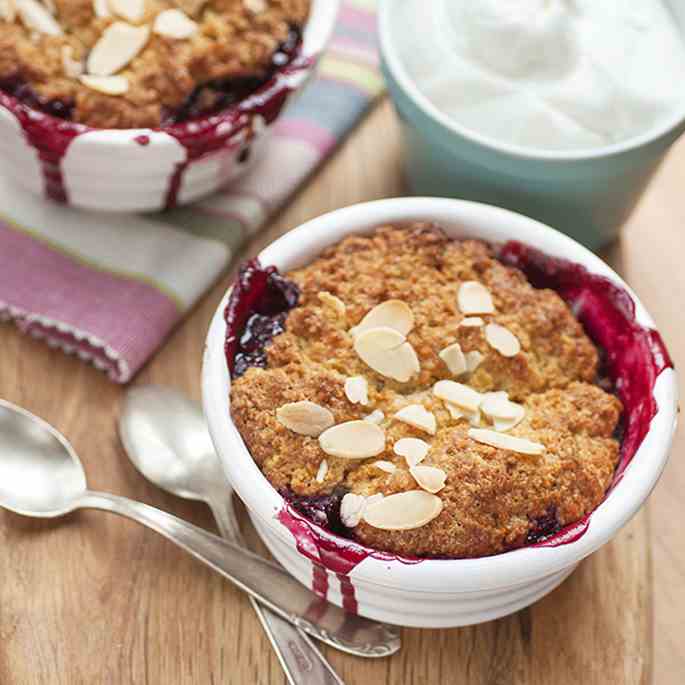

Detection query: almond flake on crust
xmin=433 ymin=380 xmax=482 ymax=413
xmin=364 ymin=409 xmax=385 ymax=425
xmin=393 ymin=404 xmax=436 ymax=435
xmin=485 ymin=323 xmax=521 ymax=357
xmin=350 ymin=300 xmax=414 ymax=338
xmin=153 ymin=8 xmax=197 ymax=39
xmin=319 ymin=420 xmax=385 ymax=459
xmin=0 ymin=0 xmax=16 ymax=21
xmin=61 ymin=45 xmax=84 ymax=78
xmin=244 ymin=0 xmax=266 ymax=13
xmin=15 ymin=0 xmax=62 ymax=35
xmin=460 ymin=317 xmax=484 ymax=327
xmin=354 ymin=326 xmax=420 ymax=383
xmin=465 ymin=350 xmax=484 ymax=373
xmin=340 ymin=492 xmax=384 ymax=528
xmin=79 ymin=74 xmax=129 ymax=95
xmin=439 ymin=341 xmax=466 ymax=376
xmin=87 ymin=22 xmax=150 ymax=77
xmin=458 ymin=282 xmax=495 ymax=315
xmin=344 ymin=376 xmax=369 ymax=406
xmin=373 ymin=460 xmax=397 ymax=474
xmin=93 ymin=0 xmax=110 ymax=17
xmin=362 ymin=490 xmax=443 ymax=531
xmin=393 ymin=437 xmax=429 ymax=467
xmin=276 ymin=400 xmax=334 ymax=437
xmin=108 ymin=0 xmax=146 ymax=23
xmin=410 ymin=465 xmax=447 ymax=494
xmin=315 ymin=459 xmax=328 ymax=483
xmin=468 ymin=428 xmax=544 ymax=455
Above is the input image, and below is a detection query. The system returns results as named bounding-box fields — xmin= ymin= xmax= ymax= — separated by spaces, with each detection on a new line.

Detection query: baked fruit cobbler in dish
xmin=0 ymin=0 xmax=310 ymax=128
xmin=227 ymin=224 xmax=623 ymax=559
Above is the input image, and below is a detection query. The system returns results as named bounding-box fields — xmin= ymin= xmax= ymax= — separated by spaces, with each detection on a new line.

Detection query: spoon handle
xmin=78 ymin=490 xmax=399 ymax=658
xmin=209 ymin=495 xmax=345 ymax=685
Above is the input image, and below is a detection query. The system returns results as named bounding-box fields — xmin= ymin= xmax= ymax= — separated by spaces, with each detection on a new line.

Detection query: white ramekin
xmin=0 ymin=0 xmax=339 ymax=213
xmin=202 ymin=198 xmax=678 ymax=628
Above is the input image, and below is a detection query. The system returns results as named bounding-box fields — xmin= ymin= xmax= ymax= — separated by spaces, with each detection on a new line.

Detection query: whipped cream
xmin=392 ymin=0 xmax=685 ymax=151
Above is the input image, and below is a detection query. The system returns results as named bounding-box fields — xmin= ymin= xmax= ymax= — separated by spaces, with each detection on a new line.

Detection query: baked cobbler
xmin=0 ymin=0 xmax=310 ymax=128
xmin=227 ymin=224 xmax=623 ymax=559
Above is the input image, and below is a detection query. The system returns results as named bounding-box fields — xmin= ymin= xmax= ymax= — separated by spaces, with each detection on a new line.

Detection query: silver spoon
xmin=0 ymin=399 xmax=400 ymax=658
xmin=119 ymin=385 xmax=345 ymax=684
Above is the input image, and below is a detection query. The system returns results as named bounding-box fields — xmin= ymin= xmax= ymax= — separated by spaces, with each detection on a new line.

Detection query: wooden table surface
xmin=0 ymin=99 xmax=683 ymax=685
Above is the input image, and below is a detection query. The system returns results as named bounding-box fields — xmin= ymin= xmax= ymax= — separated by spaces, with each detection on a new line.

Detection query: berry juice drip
xmin=0 ymin=90 xmax=83 ymax=203
xmin=499 ymin=241 xmax=673 ymax=547
xmin=0 ymin=27 xmax=307 ymax=208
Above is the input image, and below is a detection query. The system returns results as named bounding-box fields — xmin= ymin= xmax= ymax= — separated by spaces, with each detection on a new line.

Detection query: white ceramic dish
xmin=0 ymin=0 xmax=339 ymax=213
xmin=202 ymin=197 xmax=678 ymax=628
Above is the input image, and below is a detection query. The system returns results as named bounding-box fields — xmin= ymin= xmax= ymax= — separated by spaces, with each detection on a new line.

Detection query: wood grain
xmin=0 ymin=98 xmax=682 ymax=684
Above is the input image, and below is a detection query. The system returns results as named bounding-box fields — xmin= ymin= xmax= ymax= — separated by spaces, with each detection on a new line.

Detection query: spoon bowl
xmin=119 ymin=386 xmax=221 ymax=504
xmin=0 ymin=400 xmax=86 ymax=517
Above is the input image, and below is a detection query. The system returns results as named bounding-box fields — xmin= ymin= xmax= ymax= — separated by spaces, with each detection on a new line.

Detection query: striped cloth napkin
xmin=0 ymin=0 xmax=383 ymax=383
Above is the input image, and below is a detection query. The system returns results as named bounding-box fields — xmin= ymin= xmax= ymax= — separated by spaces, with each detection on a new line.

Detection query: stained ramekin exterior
xmin=378 ymin=0 xmax=685 ymax=252
xmin=0 ymin=0 xmax=339 ymax=213
xmin=202 ymin=198 xmax=678 ymax=628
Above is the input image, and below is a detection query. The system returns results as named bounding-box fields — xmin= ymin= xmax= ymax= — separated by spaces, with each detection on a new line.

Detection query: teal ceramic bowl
xmin=378 ymin=0 xmax=685 ymax=251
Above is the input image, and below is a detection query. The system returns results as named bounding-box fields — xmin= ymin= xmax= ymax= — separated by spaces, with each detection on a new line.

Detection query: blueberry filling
xmin=0 ymin=76 xmax=74 ymax=120
xmin=283 ymin=488 xmax=350 ymax=538
xmin=224 ymin=258 xmax=300 ymax=379
xmin=526 ymin=506 xmax=561 ymax=544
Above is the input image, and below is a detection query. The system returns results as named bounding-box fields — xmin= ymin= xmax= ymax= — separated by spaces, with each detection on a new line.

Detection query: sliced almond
xmin=465 ymin=350 xmax=484 ymax=373
xmin=318 ymin=291 xmax=346 ymax=319
xmin=458 ymin=282 xmax=495 ymax=315
xmin=460 ymin=317 xmax=484 ymax=327
xmin=433 ymin=380 xmax=482 ymax=413
xmin=79 ymin=74 xmax=129 ymax=95
xmin=276 ymin=400 xmax=334 ymax=437
xmin=244 ymin=0 xmax=266 ymax=12
xmin=493 ymin=413 xmax=525 ymax=433
xmin=15 ymin=0 xmax=62 ymax=34
xmin=373 ymin=460 xmax=396 ymax=474
xmin=443 ymin=401 xmax=481 ymax=426
xmin=480 ymin=392 xmax=518 ymax=420
xmin=344 ymin=376 xmax=369 ymax=406
xmin=485 ymin=323 xmax=521 ymax=357
xmin=87 ymin=22 xmax=150 ymax=77
xmin=319 ymin=420 xmax=385 ymax=460
xmin=393 ymin=404 xmax=436 ymax=435
xmin=364 ymin=409 xmax=385 ymax=425
xmin=61 ymin=45 xmax=84 ymax=78
xmin=108 ymin=0 xmax=145 ymax=22
xmin=93 ymin=0 xmax=110 ymax=17
xmin=340 ymin=493 xmax=366 ymax=528
xmin=468 ymin=428 xmax=544 ymax=455
xmin=439 ymin=341 xmax=466 ymax=376
xmin=153 ymin=8 xmax=197 ymax=38
xmin=315 ymin=459 xmax=328 ymax=483
xmin=393 ymin=437 xmax=429 ymax=467
xmin=90 ymin=21 xmax=149 ymax=72
xmin=354 ymin=326 xmax=420 ymax=383
xmin=410 ymin=465 xmax=447 ymax=494
xmin=363 ymin=490 xmax=443 ymax=531
xmin=350 ymin=300 xmax=414 ymax=338
xmin=0 ymin=0 xmax=17 ymax=21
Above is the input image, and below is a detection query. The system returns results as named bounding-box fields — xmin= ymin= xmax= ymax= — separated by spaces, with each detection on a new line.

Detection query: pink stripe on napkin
xmin=0 ymin=221 xmax=179 ymax=381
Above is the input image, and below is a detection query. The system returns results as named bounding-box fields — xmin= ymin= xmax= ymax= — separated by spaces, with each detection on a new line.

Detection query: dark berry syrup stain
xmin=0 ymin=26 xmax=307 ymax=208
xmin=499 ymin=241 xmax=674 ymax=547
